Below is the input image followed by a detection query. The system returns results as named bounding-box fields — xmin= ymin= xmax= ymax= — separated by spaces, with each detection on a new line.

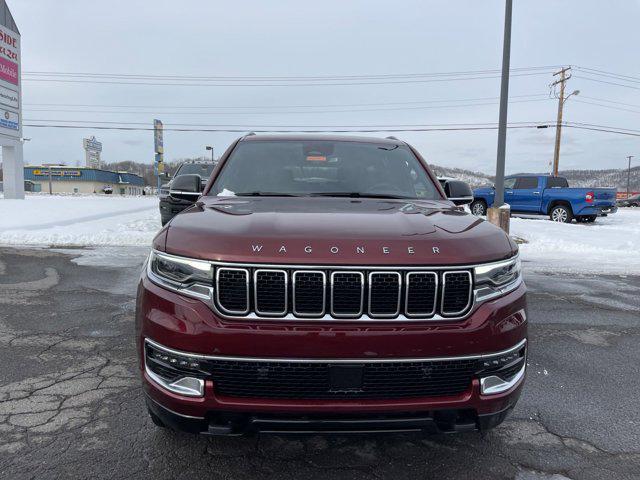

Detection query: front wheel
xmin=470 ymin=200 xmax=487 ymax=216
xmin=550 ymin=205 xmax=573 ymax=223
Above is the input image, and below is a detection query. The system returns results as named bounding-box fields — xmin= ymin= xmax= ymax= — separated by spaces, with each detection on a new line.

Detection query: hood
xmin=162 ymin=197 xmax=516 ymax=265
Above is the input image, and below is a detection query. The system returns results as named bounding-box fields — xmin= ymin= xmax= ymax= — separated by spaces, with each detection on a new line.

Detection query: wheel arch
xmin=547 ymin=199 xmax=573 ymax=215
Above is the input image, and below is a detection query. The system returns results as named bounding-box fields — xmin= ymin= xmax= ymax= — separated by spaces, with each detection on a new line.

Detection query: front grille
xmin=214 ymin=266 xmax=473 ymax=320
xmin=216 ymin=268 xmax=249 ymax=314
xmin=368 ymin=272 xmax=401 ymax=317
xmin=206 ymin=358 xmax=478 ymax=399
xmin=254 ymin=270 xmax=287 ymax=315
xmin=441 ymin=272 xmax=472 ymax=316
xmin=293 ymin=271 xmax=325 ymax=316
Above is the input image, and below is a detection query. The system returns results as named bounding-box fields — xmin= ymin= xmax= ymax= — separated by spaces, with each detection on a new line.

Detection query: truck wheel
xmin=470 ymin=200 xmax=487 ymax=216
xmin=550 ymin=205 xmax=573 ymax=223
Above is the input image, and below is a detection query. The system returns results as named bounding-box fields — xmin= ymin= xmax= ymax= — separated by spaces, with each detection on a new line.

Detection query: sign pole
xmin=154 ymin=119 xmax=164 ymax=195
xmin=487 ymin=0 xmax=513 ymax=233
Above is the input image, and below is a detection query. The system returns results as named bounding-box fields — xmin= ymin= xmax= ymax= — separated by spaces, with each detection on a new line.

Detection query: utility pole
xmin=551 ymin=67 xmax=579 ymax=176
xmin=628 ymin=156 xmax=634 ymax=199
xmin=487 ymin=0 xmax=513 ymax=233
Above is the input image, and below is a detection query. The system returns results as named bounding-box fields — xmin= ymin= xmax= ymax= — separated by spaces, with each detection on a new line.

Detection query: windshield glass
xmin=177 ymin=163 xmax=215 ymax=178
xmin=209 ymin=140 xmax=440 ymax=199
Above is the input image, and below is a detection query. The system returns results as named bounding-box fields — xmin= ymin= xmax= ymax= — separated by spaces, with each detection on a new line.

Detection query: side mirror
xmin=443 ymin=180 xmax=473 ymax=206
xmin=169 ymin=174 xmax=203 ymax=201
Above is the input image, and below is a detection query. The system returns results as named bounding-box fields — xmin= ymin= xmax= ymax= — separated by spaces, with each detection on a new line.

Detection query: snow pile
xmin=0 ymin=195 xmax=159 ymax=247
xmin=512 ymin=209 xmax=640 ymax=275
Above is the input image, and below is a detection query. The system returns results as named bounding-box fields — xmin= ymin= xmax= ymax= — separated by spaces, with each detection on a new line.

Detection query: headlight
xmin=147 ymin=250 xmax=213 ymax=301
xmin=473 ymin=255 xmax=522 ymax=302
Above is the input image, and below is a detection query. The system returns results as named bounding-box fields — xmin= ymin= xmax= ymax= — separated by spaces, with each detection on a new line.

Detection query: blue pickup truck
xmin=471 ymin=175 xmax=617 ymax=223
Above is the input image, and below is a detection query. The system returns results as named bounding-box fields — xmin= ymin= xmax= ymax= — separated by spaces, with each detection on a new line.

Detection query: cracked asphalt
xmin=0 ymin=247 xmax=639 ymax=480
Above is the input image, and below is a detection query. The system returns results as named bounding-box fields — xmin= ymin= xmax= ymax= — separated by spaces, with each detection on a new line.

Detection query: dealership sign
xmin=0 ymin=19 xmax=20 ymax=140
xmin=154 ymin=119 xmax=163 ymax=154
xmin=32 ymin=169 xmax=82 ymax=177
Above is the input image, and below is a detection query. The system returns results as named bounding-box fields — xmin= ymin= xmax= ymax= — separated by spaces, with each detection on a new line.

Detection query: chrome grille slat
xmin=213 ymin=266 xmax=473 ymax=320
xmin=331 ymin=271 xmax=364 ymax=318
xmin=405 ymin=272 xmax=438 ymax=317
xmin=292 ymin=271 xmax=326 ymax=317
xmin=441 ymin=271 xmax=473 ymax=316
xmin=368 ymin=272 xmax=401 ymax=318
xmin=254 ymin=269 xmax=287 ymax=316
xmin=216 ymin=268 xmax=250 ymax=315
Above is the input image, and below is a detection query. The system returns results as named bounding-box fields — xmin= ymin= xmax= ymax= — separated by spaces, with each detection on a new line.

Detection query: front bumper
xmin=136 ymin=273 xmax=527 ymax=435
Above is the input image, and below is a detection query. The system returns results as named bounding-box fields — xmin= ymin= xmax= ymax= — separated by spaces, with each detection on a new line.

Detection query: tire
xmin=550 ymin=204 xmax=573 ymax=223
xmin=470 ymin=200 xmax=487 ymax=216
xmin=148 ymin=408 xmax=167 ymax=429
xmin=585 ymin=215 xmax=596 ymax=223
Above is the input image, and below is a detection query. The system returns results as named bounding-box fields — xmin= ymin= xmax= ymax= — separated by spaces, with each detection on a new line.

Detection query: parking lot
xmin=1 ymin=246 xmax=638 ymax=480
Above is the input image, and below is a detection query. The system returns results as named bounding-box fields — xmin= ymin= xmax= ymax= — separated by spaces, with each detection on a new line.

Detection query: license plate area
xmin=329 ymin=365 xmax=364 ymax=392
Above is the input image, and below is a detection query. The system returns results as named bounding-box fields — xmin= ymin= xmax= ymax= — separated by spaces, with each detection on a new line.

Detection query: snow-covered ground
xmin=512 ymin=209 xmax=640 ymax=275
xmin=0 ymin=194 xmax=158 ymax=247
xmin=0 ymin=195 xmax=638 ymax=275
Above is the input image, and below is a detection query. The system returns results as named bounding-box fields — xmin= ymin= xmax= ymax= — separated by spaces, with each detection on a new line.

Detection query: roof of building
xmin=24 ymin=166 xmax=145 ymax=186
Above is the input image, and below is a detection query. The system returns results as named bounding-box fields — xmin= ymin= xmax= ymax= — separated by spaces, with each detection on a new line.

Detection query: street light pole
xmin=488 ymin=0 xmax=513 ymax=233
xmin=628 ymin=156 xmax=634 ymax=199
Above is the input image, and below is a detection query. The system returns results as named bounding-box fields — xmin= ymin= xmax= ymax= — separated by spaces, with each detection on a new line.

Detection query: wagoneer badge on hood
xmin=251 ymin=244 xmax=441 ymax=255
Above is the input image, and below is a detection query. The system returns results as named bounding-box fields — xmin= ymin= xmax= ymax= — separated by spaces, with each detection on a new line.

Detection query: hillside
xmin=430 ymin=164 xmax=640 ymax=191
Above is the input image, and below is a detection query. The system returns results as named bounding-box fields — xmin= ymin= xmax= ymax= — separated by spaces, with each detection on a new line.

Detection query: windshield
xmin=176 ymin=163 xmax=215 ymax=178
xmin=209 ymin=140 xmax=440 ymax=199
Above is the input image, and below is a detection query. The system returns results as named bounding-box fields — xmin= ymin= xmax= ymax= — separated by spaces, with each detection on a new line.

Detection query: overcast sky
xmin=8 ymin=0 xmax=640 ymax=174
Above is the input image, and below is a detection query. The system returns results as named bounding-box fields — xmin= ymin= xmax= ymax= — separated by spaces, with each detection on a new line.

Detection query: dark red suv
xmin=136 ymin=135 xmax=527 ymax=435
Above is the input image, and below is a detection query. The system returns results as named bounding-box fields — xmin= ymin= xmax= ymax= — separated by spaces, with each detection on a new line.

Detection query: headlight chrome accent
xmin=474 ymin=255 xmax=522 ymax=303
xmin=147 ymin=250 xmax=214 ymax=302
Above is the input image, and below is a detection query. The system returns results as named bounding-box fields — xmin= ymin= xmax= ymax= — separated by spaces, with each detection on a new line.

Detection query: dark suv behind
xmin=159 ymin=160 xmax=216 ymax=225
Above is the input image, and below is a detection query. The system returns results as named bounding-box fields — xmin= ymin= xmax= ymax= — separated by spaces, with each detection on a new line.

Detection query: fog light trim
xmin=145 ymin=364 xmax=205 ymax=397
xmin=480 ymin=363 xmax=526 ymax=395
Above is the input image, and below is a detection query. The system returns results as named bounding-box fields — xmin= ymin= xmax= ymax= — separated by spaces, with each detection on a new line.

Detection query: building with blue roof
xmin=24 ymin=166 xmax=145 ymax=195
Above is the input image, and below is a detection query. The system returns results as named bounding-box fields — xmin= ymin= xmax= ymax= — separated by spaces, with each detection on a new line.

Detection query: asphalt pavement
xmin=0 ymin=247 xmax=638 ymax=480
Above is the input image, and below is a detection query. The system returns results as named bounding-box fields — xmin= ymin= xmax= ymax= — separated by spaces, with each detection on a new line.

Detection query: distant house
xmin=23 ymin=166 xmax=145 ymax=195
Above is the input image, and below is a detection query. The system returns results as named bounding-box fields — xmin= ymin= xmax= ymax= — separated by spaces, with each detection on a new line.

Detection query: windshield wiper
xmin=309 ymin=192 xmax=411 ymax=199
xmin=235 ymin=191 xmax=301 ymax=197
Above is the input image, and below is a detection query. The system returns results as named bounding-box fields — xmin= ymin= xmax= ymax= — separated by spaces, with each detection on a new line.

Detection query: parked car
xmin=471 ymin=175 xmax=617 ymax=223
xmin=137 ymin=134 xmax=527 ymax=436
xmin=617 ymin=194 xmax=640 ymax=208
xmin=158 ymin=160 xmax=216 ymax=225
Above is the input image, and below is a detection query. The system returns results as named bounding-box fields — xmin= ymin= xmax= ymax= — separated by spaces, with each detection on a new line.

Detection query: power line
xmin=23 ymin=94 xmax=548 ymax=110
xmin=21 ymin=71 xmax=553 ymax=87
xmin=573 ymin=75 xmax=640 ymax=91
xmin=22 ymin=98 xmax=552 ymax=115
xmin=21 ymin=120 xmax=640 ymax=137
xmin=22 ymin=123 xmax=550 ymax=133
xmin=22 ymin=119 xmax=552 ymax=128
xmin=579 ymin=95 xmax=640 ymax=109
xmin=22 ymin=65 xmax=559 ymax=81
xmin=573 ymin=99 xmax=640 ymax=115
xmin=573 ymin=66 xmax=640 ymax=84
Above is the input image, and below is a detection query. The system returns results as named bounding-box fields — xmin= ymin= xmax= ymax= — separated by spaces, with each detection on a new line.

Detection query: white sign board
xmin=0 ymin=22 xmax=20 ymax=140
